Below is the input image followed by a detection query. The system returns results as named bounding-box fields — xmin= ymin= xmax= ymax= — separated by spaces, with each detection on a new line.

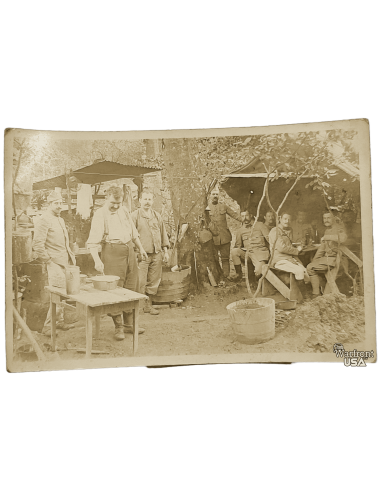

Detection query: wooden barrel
xmin=12 ymin=230 xmax=33 ymax=265
xmin=151 ymin=265 xmax=191 ymax=304
xmin=226 ymin=298 xmax=275 ymax=344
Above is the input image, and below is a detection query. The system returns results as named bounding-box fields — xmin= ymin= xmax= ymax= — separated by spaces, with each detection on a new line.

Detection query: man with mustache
xmin=131 ymin=189 xmax=170 ymax=315
xmin=306 ymin=211 xmax=347 ymax=299
xmin=208 ymin=187 xmax=241 ymax=278
xmin=268 ymin=211 xmax=310 ymax=301
xmin=231 ymin=210 xmax=275 ymax=280
xmin=87 ymin=185 xmax=148 ymax=340
xmin=32 ymin=191 xmax=76 ymax=335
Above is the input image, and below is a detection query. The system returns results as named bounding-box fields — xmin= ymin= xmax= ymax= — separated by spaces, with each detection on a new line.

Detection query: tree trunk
xmin=161 ymin=138 xmax=222 ymax=287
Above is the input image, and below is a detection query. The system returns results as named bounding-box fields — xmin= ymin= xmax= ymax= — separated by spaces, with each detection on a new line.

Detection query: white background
xmin=0 ymin=0 xmax=380 ymax=111
xmin=1 ymin=378 xmax=380 ymax=492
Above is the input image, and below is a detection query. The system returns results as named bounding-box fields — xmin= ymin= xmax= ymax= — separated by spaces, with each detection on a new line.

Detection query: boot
xmin=143 ymin=297 xmax=159 ymax=315
xmin=122 ymin=311 xmax=145 ymax=334
xmin=229 ymin=264 xmax=242 ymax=282
xmin=111 ymin=314 xmax=125 ymax=341
xmin=221 ymin=259 xmax=231 ymax=278
xmin=310 ymin=275 xmax=321 ymax=299
xmin=296 ymin=279 xmax=309 ymax=302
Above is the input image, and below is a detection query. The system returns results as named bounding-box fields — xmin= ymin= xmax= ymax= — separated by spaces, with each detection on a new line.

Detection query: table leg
xmin=86 ymin=307 xmax=94 ymax=358
xmin=95 ymin=312 xmax=101 ymax=339
xmin=50 ymin=296 xmax=57 ymax=351
xmin=132 ymin=301 xmax=139 ymax=355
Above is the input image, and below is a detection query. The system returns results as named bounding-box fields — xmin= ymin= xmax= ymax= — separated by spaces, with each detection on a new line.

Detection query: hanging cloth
xmin=76 ymin=184 xmax=93 ymax=219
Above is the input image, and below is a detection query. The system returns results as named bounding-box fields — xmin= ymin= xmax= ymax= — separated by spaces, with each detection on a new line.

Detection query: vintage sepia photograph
xmin=4 ymin=119 xmax=376 ymax=372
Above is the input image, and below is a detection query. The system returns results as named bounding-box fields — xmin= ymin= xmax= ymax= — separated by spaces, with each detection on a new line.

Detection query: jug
xmin=65 ymin=265 xmax=81 ymax=295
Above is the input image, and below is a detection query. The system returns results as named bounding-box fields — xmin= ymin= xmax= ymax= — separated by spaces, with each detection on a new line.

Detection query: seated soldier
xmin=231 ymin=210 xmax=275 ymax=280
xmin=291 ymin=211 xmax=314 ymax=245
xmin=268 ymin=211 xmax=310 ymax=300
xmin=306 ymin=211 xmax=347 ymax=299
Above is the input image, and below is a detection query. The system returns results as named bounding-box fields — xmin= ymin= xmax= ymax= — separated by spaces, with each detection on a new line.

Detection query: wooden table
xmin=45 ymin=285 xmax=147 ymax=357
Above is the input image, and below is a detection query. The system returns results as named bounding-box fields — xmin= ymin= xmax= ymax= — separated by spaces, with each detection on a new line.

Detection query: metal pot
xmin=90 ymin=275 xmax=120 ymax=291
xmin=276 ymin=300 xmax=297 ymax=310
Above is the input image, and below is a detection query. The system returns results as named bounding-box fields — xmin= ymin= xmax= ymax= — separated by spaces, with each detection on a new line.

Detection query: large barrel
xmin=151 ymin=265 xmax=191 ymax=304
xmin=226 ymin=298 xmax=275 ymax=344
xmin=12 ymin=229 xmax=33 ymax=265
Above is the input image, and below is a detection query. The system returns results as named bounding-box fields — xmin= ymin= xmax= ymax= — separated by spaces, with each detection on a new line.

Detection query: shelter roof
xmin=33 ymin=160 xmax=161 ymax=190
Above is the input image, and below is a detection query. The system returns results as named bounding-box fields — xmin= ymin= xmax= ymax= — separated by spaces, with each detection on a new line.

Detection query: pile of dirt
xmin=286 ymin=293 xmax=365 ymax=352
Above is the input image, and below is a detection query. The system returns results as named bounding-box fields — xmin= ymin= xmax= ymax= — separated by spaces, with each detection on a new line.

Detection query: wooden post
xmin=13 ymin=306 xmax=47 ymax=361
xmin=66 ymin=172 xmax=72 ymax=215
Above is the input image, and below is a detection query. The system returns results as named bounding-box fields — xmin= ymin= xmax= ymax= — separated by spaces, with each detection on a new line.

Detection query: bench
xmin=261 ymin=266 xmax=303 ymax=303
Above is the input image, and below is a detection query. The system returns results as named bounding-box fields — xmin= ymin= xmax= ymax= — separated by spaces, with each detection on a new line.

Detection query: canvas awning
xmin=33 ymin=160 xmax=161 ymax=190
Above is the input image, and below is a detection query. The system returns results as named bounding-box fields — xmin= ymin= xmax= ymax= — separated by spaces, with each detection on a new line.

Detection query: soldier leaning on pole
xmin=87 ymin=185 xmax=148 ymax=341
xmin=208 ymin=187 xmax=241 ymax=278
xmin=32 ymin=191 xmax=76 ymax=335
xmin=131 ymin=189 xmax=170 ymax=315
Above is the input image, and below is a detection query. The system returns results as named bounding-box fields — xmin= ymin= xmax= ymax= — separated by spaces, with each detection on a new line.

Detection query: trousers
xmin=138 ymin=252 xmax=162 ymax=296
xmin=215 ymin=242 xmax=231 ymax=277
xmin=306 ymin=257 xmax=334 ymax=294
xmin=274 ymin=259 xmax=309 ymax=282
xmin=44 ymin=261 xmax=66 ymax=330
xmin=231 ymin=248 xmax=267 ymax=275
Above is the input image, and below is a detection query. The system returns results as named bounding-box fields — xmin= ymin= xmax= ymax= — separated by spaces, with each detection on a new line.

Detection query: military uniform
xmin=268 ymin=225 xmax=308 ymax=281
xmin=208 ymin=201 xmax=241 ymax=277
xmin=306 ymin=224 xmax=347 ymax=294
xmin=231 ymin=221 xmax=271 ymax=275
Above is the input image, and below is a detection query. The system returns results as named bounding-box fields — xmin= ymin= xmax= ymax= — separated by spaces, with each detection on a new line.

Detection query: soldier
xmin=306 ymin=211 xmax=347 ymax=299
xmin=268 ymin=211 xmax=310 ymax=300
xmin=87 ymin=185 xmax=148 ymax=341
xmin=32 ymin=191 xmax=76 ymax=335
xmin=208 ymin=187 xmax=241 ymax=278
xmin=131 ymin=190 xmax=170 ymax=315
xmin=231 ymin=210 xmax=275 ymax=280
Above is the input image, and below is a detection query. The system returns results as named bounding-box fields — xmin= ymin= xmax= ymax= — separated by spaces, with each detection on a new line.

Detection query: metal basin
xmin=90 ymin=275 xmax=120 ymax=291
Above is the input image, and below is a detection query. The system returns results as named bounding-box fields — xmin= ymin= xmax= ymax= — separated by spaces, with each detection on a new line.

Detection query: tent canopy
xmin=221 ymin=161 xmax=360 ymax=219
xmin=33 ymin=160 xmax=161 ymax=190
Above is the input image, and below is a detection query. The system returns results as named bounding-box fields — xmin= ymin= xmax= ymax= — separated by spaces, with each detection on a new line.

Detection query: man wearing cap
xmin=306 ymin=211 xmax=347 ymax=298
xmin=32 ymin=191 xmax=76 ymax=335
xmin=208 ymin=188 xmax=241 ymax=278
xmin=87 ymin=185 xmax=148 ymax=341
xmin=131 ymin=189 xmax=170 ymax=315
xmin=231 ymin=210 xmax=275 ymax=280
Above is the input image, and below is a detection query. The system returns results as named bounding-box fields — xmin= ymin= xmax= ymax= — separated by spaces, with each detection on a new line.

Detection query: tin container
xmin=65 ymin=266 xmax=81 ymax=295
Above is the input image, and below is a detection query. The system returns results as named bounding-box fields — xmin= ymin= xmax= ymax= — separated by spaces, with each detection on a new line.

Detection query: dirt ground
xmin=15 ymin=279 xmax=365 ymax=363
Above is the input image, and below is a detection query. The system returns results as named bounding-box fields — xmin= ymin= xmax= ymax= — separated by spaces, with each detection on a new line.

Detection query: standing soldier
xmin=208 ymin=187 xmax=241 ymax=278
xmin=87 ymin=185 xmax=148 ymax=340
xmin=32 ymin=191 xmax=76 ymax=335
xmin=131 ymin=189 xmax=170 ymax=315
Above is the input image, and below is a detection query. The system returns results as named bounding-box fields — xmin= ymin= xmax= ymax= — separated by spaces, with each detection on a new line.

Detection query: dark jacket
xmin=208 ymin=201 xmax=241 ymax=246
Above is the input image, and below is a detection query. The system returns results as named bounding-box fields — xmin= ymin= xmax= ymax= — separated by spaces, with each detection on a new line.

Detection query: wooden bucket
xmin=227 ymin=298 xmax=275 ymax=344
xmin=151 ymin=265 xmax=191 ymax=304
xmin=12 ymin=230 xmax=33 ymax=265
